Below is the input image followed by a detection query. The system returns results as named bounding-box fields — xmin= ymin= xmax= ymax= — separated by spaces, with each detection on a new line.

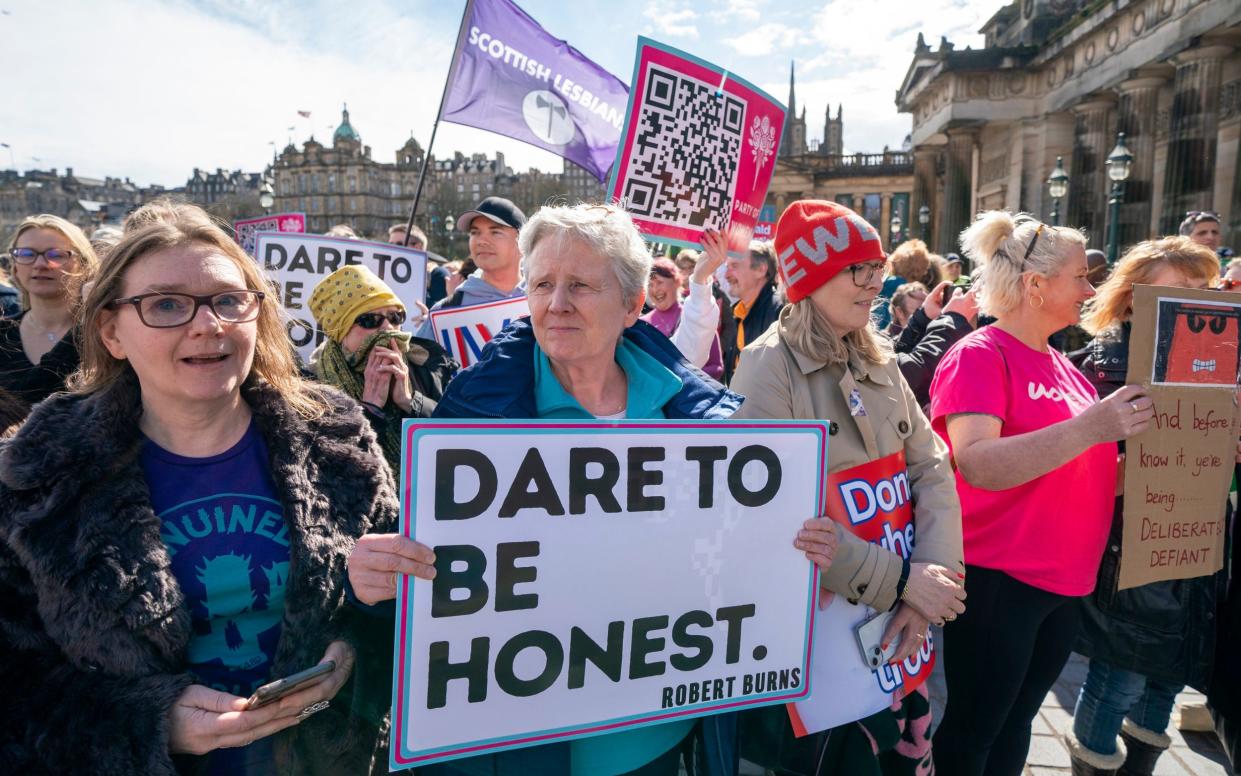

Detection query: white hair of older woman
xmin=519 ymin=203 xmax=653 ymax=304
xmin=960 ymin=210 xmax=1087 ymax=317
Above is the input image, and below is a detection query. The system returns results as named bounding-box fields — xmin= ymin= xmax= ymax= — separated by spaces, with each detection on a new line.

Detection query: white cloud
xmin=719 ymin=0 xmax=762 ymax=22
xmin=643 ymin=5 xmax=700 ymax=39
xmin=724 ymin=22 xmax=806 ymax=56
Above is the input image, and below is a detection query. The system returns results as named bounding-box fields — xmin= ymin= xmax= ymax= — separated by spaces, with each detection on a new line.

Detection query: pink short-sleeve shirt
xmin=929 ymin=326 xmax=1117 ymax=596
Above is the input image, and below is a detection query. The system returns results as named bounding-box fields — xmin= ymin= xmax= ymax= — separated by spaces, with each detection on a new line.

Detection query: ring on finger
xmin=298 ymin=700 xmax=330 ymax=719
xmin=1130 ymin=401 xmax=1139 ymax=413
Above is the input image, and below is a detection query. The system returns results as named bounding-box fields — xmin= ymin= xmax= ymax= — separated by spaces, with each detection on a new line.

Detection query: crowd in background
xmin=0 ymin=195 xmax=1237 ymax=776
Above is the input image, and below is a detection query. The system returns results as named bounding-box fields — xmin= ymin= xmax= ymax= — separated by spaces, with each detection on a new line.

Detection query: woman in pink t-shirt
xmin=928 ymin=211 xmax=1155 ymax=776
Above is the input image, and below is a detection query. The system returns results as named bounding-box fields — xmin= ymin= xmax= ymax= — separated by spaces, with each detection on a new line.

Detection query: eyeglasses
xmin=1220 ymin=278 xmax=1241 ymax=291
xmin=9 ymin=247 xmax=78 ymax=265
xmin=1186 ymin=211 xmax=1219 ymax=220
xmin=1023 ymin=223 xmax=1046 ymax=261
xmin=848 ymin=261 xmax=887 ymax=288
xmin=354 ymin=309 xmax=406 ymax=330
xmin=107 ymin=290 xmax=265 ymax=328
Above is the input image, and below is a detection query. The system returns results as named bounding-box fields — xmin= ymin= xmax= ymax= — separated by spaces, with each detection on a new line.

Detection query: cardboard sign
xmin=787 ymin=450 xmax=934 ymax=735
xmin=607 ymin=38 xmax=786 ymax=255
xmin=252 ymin=233 xmax=427 ymax=363
xmin=1120 ymin=284 xmax=1239 ymax=590
xmin=234 ymin=213 xmax=305 ymax=257
xmin=429 ymin=296 xmax=530 ymax=368
xmin=391 ymin=420 xmax=827 ymax=770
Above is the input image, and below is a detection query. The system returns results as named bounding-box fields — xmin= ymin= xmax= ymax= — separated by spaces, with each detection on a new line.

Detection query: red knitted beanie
xmin=774 ymin=200 xmax=887 ymax=303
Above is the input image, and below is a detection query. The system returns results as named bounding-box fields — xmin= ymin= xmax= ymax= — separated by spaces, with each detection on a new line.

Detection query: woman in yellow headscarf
xmin=309 ymin=265 xmax=458 ymax=471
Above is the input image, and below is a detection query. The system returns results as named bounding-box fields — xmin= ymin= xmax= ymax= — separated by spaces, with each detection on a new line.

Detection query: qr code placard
xmin=621 ymin=64 xmax=745 ymax=232
xmin=236 ymin=217 xmax=280 ymax=257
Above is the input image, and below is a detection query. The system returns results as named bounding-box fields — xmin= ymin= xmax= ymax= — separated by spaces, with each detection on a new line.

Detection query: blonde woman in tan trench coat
xmin=731 ymin=201 xmax=964 ymax=776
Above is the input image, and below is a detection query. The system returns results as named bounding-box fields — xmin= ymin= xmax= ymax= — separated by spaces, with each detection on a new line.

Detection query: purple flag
xmin=441 ymin=0 xmax=629 ymax=182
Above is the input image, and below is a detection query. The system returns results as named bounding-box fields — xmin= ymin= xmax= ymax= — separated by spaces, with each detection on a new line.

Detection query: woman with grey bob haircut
xmin=519 ymin=203 xmax=721 ymax=372
xmin=520 ymin=203 xmax=652 ymax=305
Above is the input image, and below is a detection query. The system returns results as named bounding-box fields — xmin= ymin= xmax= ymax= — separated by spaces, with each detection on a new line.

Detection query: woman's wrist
xmin=890 ymin=556 xmax=912 ymax=611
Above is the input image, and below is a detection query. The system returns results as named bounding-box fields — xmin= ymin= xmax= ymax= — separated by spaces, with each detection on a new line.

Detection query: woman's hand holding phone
xmin=168 ymin=641 xmax=355 ymax=755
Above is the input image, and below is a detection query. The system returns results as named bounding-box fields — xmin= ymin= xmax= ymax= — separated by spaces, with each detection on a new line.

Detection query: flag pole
xmin=402 ymin=0 xmax=476 ymax=248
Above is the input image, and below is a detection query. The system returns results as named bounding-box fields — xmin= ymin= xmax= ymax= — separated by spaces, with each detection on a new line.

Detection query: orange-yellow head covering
xmin=309 ymin=265 xmax=403 ymax=343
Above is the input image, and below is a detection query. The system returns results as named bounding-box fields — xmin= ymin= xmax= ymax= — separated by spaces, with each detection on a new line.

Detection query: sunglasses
xmin=1186 ymin=211 xmax=1220 ymax=219
xmin=354 ymin=309 xmax=406 ymax=329
xmin=9 ymin=247 xmax=78 ymax=265
xmin=1220 ymin=278 xmax=1241 ymax=291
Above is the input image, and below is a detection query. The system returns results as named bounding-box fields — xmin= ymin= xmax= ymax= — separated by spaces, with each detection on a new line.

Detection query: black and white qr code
xmin=621 ymin=64 xmax=745 ymax=231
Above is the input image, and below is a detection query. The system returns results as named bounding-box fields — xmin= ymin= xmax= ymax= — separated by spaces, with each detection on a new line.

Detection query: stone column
xmin=910 ymin=146 xmax=939 ymax=246
xmin=1159 ymin=44 xmax=1233 ymax=235
xmin=940 ymin=127 xmax=978 ymax=256
xmin=880 ymin=192 xmax=893 ymax=249
xmin=1067 ymin=96 xmax=1116 ymax=250
xmin=1115 ymin=67 xmax=1172 ymax=245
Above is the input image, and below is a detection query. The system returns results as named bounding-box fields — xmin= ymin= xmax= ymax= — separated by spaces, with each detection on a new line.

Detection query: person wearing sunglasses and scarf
xmin=308 ymin=265 xmax=457 ymax=474
xmin=928 ymin=212 xmax=1156 ymax=775
xmin=0 ymin=214 xmax=99 ymax=407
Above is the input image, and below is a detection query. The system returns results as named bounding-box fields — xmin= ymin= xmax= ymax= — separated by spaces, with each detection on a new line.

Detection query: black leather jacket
xmin=1071 ymin=323 xmax=1228 ymax=690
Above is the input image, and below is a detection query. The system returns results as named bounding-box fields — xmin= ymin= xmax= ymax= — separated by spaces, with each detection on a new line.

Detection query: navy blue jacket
xmin=434 ymin=318 xmax=742 ymax=420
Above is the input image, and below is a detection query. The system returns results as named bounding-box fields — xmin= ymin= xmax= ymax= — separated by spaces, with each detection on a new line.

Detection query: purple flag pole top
xmin=441 ymin=0 xmax=629 ymax=182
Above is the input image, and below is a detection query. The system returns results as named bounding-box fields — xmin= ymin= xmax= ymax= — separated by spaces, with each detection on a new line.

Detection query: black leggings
xmin=932 ymin=565 xmax=1082 ymax=776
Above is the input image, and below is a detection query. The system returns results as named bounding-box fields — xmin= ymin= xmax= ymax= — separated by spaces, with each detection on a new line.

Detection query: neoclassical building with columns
xmin=896 ymin=0 xmax=1241 ymax=256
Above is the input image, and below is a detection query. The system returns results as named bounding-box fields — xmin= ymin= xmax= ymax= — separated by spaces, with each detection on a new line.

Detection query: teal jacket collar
xmin=533 ymin=338 xmax=682 ymax=419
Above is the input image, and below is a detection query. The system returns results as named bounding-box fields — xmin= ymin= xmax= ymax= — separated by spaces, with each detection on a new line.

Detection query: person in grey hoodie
xmin=415 ymin=197 xmax=526 ymax=340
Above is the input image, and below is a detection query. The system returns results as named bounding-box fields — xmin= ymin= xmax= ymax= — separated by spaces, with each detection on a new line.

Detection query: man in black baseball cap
xmin=416 ymin=197 xmax=528 ymax=337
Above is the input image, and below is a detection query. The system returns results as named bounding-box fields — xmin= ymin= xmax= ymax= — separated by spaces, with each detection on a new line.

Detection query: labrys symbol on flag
xmin=750 ymin=115 xmax=776 ymax=184
xmin=522 ymin=90 xmax=576 ymax=146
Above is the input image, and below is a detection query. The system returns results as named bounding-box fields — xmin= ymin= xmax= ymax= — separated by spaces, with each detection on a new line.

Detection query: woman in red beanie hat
xmin=732 ymin=200 xmax=965 ymax=774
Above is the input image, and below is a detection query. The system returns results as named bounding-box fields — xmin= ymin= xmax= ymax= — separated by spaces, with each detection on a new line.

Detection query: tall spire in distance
xmin=780 ymin=61 xmax=799 ymax=156
xmin=787 ymin=61 xmax=797 ymax=118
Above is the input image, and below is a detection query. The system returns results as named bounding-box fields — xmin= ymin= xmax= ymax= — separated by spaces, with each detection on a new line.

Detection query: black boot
xmin=1065 ymin=731 xmax=1125 ymax=776
xmin=1117 ymin=719 xmax=1171 ymax=776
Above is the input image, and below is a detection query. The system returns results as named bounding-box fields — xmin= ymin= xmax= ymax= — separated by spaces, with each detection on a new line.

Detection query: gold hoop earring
xmin=1030 ymin=294 xmax=1045 ymax=309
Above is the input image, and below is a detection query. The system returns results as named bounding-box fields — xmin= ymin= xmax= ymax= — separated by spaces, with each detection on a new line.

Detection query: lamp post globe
xmin=1047 ymin=156 xmax=1068 ymax=226
xmin=1105 ymin=133 xmax=1133 ymax=265
xmin=890 ymin=214 xmax=902 ymax=247
xmin=259 ymin=181 xmax=275 ymax=211
xmin=917 ymin=204 xmax=930 ymax=240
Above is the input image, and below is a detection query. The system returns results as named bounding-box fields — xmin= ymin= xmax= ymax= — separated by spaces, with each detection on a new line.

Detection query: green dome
xmin=334 ymin=104 xmax=360 ymax=143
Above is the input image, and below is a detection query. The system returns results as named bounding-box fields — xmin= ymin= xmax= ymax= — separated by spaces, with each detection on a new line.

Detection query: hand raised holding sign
xmin=1076 ymin=384 xmax=1155 ymax=444
xmin=348 ymin=534 xmax=436 ymax=605
xmin=696 ymin=229 xmax=729 ymax=284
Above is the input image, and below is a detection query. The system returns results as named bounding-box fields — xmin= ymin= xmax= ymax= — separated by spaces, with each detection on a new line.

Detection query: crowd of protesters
xmin=0 ymin=192 xmax=1237 ymax=776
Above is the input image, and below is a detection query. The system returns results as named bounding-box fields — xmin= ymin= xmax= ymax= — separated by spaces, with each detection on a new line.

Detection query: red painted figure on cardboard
xmin=1153 ymin=301 xmax=1241 ymax=386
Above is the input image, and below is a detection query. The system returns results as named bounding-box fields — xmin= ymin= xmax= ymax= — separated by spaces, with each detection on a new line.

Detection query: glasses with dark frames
xmin=9 ymin=247 xmax=78 ymax=265
xmin=107 ymin=290 xmax=265 ymax=328
xmin=848 ymin=261 xmax=887 ymax=288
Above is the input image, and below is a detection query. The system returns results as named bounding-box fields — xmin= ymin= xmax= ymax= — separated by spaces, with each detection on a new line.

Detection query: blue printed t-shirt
xmin=142 ymin=421 xmax=290 ymax=698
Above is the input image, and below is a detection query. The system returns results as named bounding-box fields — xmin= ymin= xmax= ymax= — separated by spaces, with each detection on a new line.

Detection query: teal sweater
xmin=533 ymin=339 xmax=693 ymax=775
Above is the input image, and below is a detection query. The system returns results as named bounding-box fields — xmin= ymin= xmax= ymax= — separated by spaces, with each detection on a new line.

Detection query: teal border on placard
xmin=390 ymin=419 xmax=827 ymax=770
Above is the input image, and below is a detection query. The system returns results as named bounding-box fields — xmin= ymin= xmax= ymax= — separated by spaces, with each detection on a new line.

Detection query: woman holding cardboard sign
xmin=1066 ymin=237 xmax=1223 ymax=776
xmin=928 ymin=212 xmax=1156 ymax=776
xmin=0 ymin=207 xmax=397 ymax=774
xmin=731 ymin=200 xmax=965 ymax=774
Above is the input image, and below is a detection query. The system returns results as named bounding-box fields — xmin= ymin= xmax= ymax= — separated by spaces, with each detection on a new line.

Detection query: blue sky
xmin=0 ymin=0 xmax=990 ymax=187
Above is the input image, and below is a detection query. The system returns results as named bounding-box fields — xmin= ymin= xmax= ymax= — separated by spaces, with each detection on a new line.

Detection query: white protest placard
xmin=429 ymin=297 xmax=530 ymax=368
xmin=391 ymin=420 xmax=827 ymax=771
xmin=253 ymin=233 xmax=427 ymax=362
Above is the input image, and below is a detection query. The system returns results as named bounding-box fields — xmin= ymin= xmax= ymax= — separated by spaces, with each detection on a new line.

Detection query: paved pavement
xmin=925 ymin=642 xmax=1234 ymax=775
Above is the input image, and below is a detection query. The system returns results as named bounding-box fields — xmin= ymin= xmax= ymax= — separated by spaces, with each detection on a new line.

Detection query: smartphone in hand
xmin=244 ymin=660 xmax=336 ymax=710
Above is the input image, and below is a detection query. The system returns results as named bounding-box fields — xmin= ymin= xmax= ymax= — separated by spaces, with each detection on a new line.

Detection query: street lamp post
xmin=1104 ymin=132 xmax=1133 ymax=265
xmin=259 ymin=178 xmax=275 ymax=212
xmin=1047 ymin=156 xmax=1069 ymax=227
xmin=444 ymin=215 xmax=456 ymax=258
xmin=918 ymin=204 xmax=930 ymax=241
xmin=890 ymin=213 xmax=902 ymax=248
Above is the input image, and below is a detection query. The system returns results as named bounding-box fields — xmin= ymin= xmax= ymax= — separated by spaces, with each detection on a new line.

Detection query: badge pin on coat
xmin=848 ymin=388 xmax=867 ymax=417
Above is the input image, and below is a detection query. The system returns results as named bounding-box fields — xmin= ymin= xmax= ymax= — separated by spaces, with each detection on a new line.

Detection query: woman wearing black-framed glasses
xmin=0 ymin=214 xmax=99 ymax=408
xmin=307 ymin=264 xmax=458 ymax=473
